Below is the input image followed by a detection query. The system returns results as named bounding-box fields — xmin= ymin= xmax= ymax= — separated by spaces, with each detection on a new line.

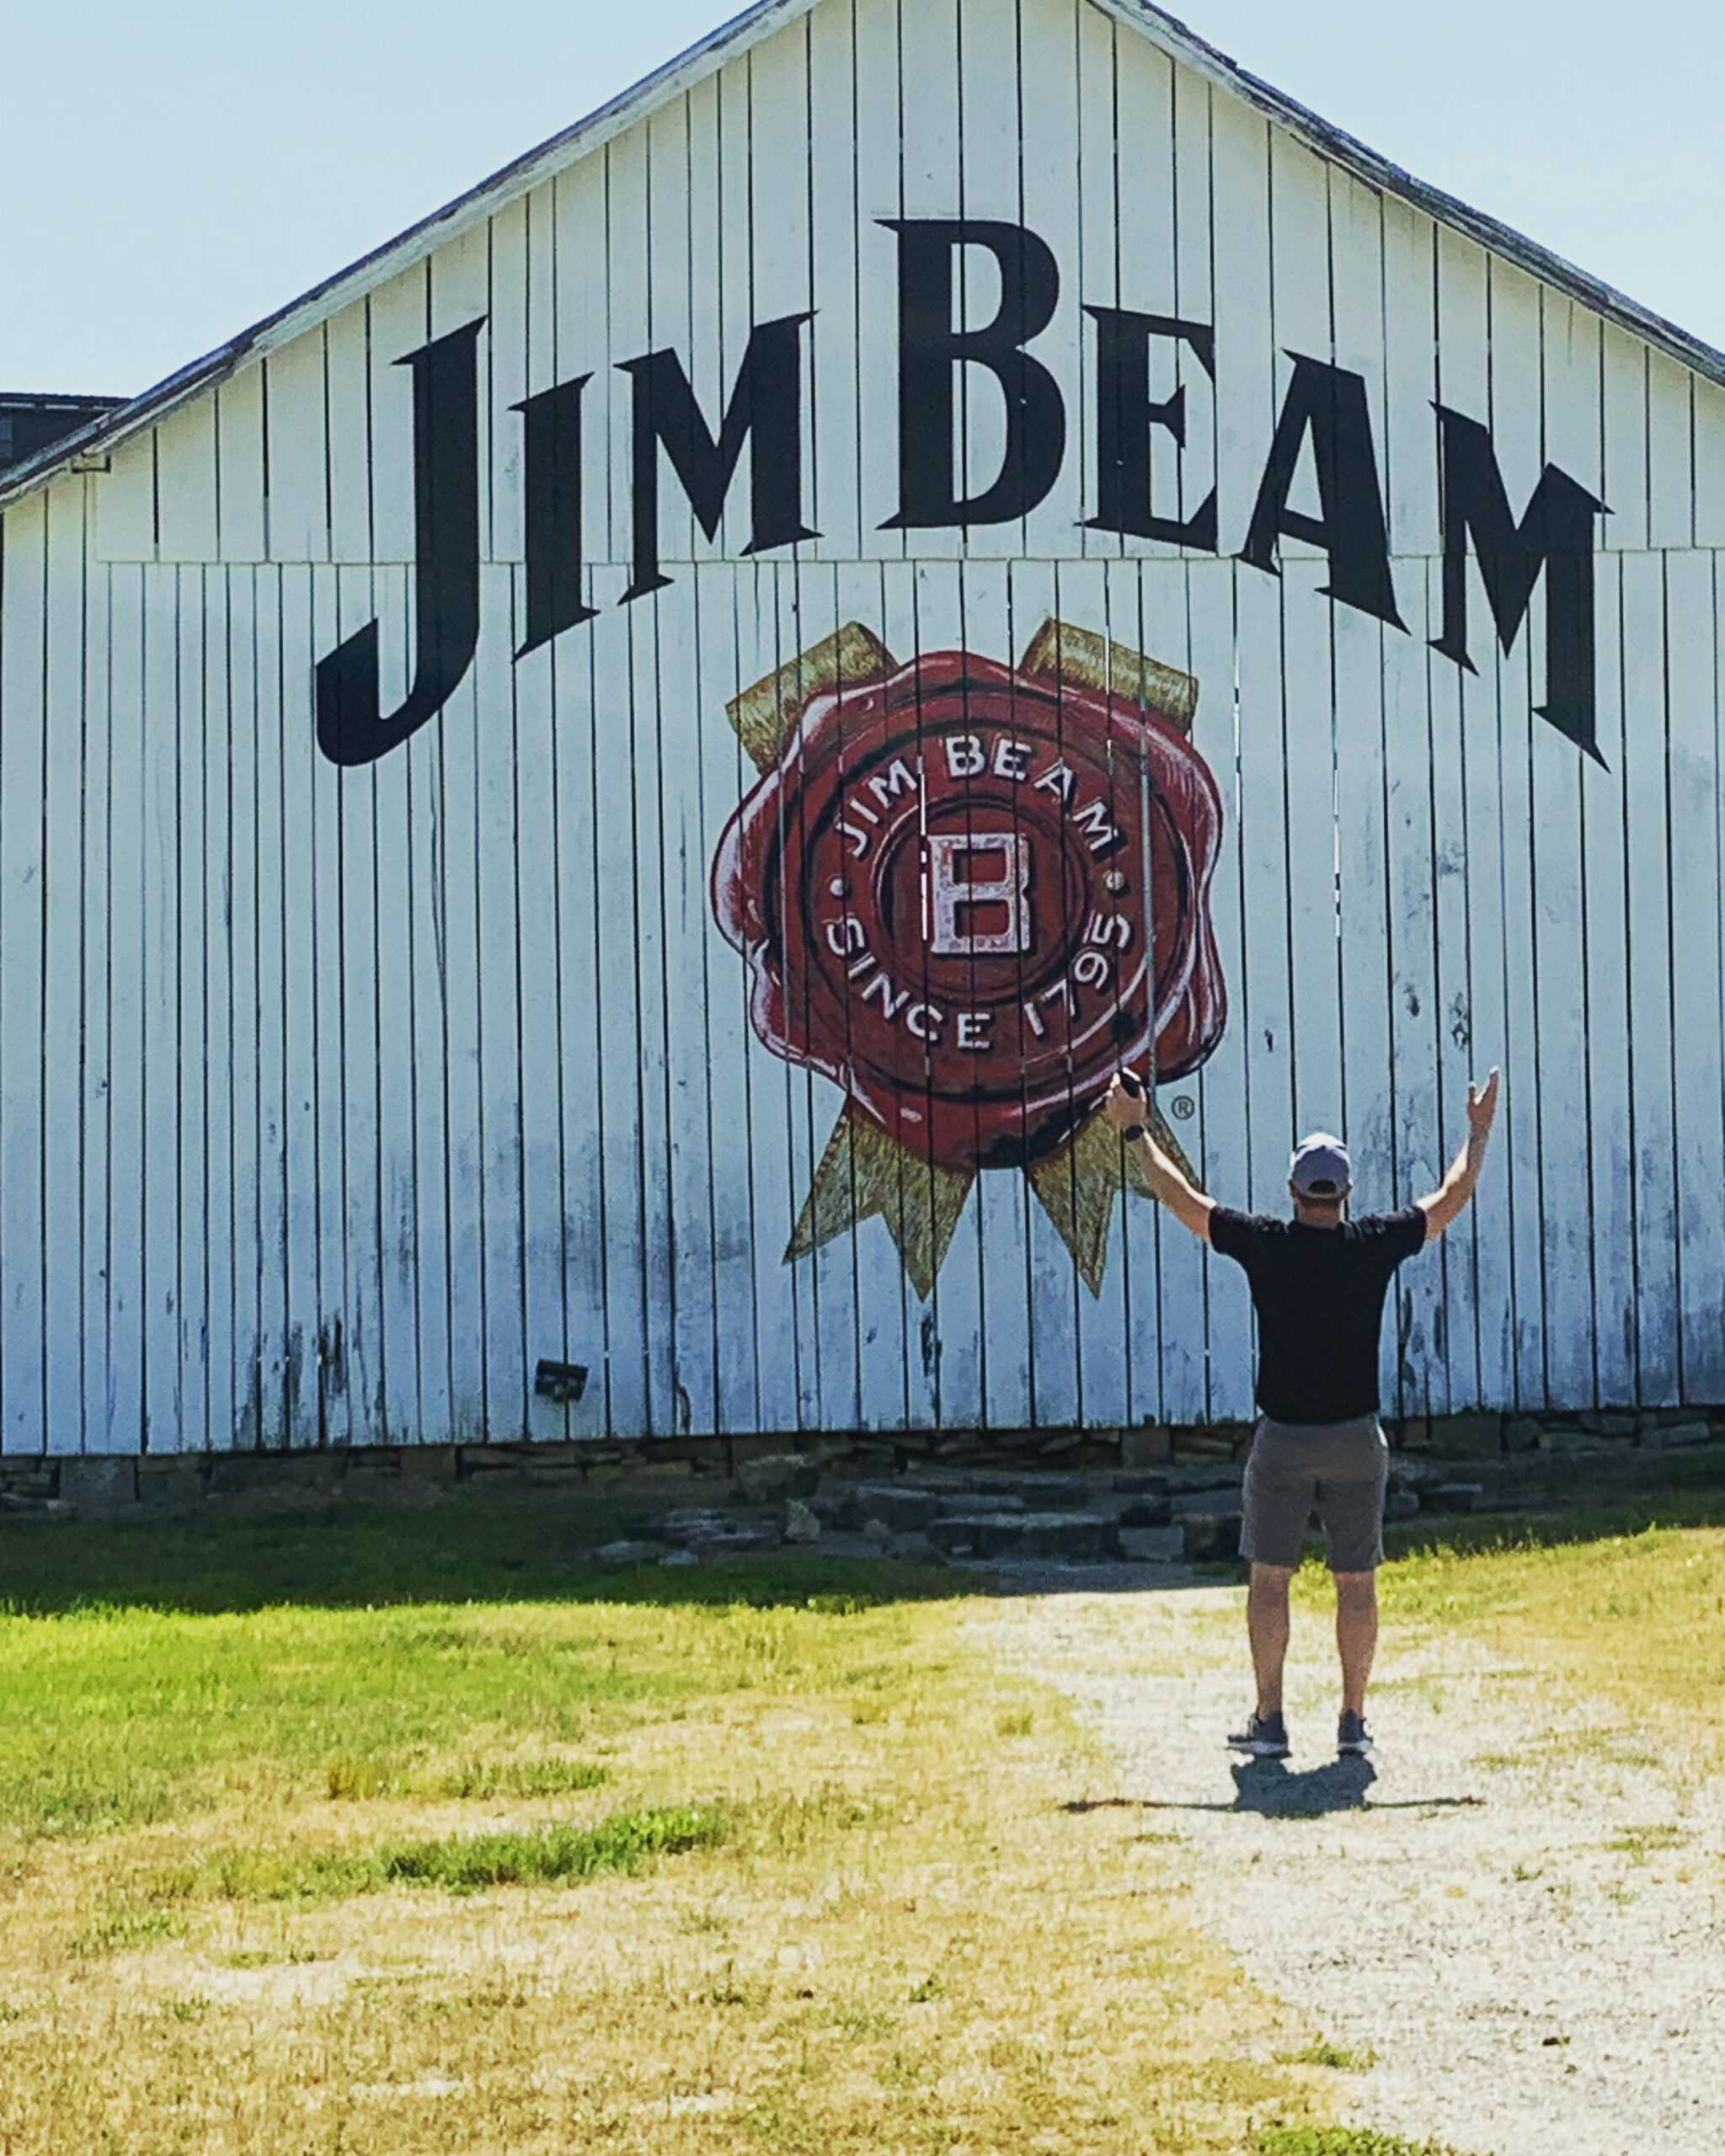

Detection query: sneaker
xmin=1226 ymin=1710 xmax=1290 ymax=1758
xmin=1338 ymin=1710 xmax=1374 ymax=1756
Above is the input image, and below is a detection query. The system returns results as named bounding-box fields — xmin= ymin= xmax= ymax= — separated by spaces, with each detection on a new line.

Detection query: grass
xmin=1276 ymin=2041 xmax=1379 ymax=2071
xmin=0 ymin=1500 xmax=953 ymax=1839
xmin=0 ymin=1492 xmax=1331 ymax=2156
xmin=1255 ymin=2133 xmax=1475 ymax=2156
xmin=1369 ymin=1515 xmax=1725 ymax=1758
xmin=94 ymin=1804 xmax=734 ymax=1918
xmin=8 ymin=1478 xmax=1703 ymax=2154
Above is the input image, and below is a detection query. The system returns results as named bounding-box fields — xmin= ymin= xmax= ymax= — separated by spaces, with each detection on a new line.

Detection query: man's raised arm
xmin=1418 ymin=1067 xmax=1501 ymax=1236
xmin=1101 ymin=1072 xmax=1215 ymax=1243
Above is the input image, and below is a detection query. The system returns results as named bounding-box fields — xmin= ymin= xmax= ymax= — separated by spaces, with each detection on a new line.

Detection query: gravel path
xmin=979 ymin=1577 xmax=1725 ymax=2156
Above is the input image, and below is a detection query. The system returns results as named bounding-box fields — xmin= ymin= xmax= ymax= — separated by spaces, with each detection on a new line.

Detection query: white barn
xmin=3 ymin=0 xmax=1722 ymax=1457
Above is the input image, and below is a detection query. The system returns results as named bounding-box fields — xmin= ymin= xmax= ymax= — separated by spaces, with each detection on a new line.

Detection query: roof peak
xmin=5 ymin=0 xmax=1721 ymax=515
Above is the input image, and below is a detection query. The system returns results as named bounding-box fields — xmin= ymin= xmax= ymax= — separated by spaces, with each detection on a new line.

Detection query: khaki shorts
xmin=1240 ymin=1414 xmax=1389 ymax=1572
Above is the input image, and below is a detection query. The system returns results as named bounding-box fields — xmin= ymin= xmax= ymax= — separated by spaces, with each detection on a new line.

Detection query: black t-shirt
xmin=1209 ymin=1205 xmax=1428 ymax=1425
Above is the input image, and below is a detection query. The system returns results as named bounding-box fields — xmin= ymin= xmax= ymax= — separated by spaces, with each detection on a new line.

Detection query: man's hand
xmin=1099 ymin=1070 xmax=1215 ymax=1243
xmin=1466 ymin=1068 xmax=1500 ymax=1149
xmin=1102 ymin=1070 xmax=1148 ymax=1134
xmin=1419 ymin=1065 xmax=1501 ymax=1237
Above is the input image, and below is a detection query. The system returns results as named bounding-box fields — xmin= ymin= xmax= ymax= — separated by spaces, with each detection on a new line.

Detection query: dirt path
xmin=977 ymin=1579 xmax=1725 ymax=2156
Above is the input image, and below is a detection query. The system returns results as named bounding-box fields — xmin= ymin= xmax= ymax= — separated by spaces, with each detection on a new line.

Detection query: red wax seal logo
xmin=712 ymin=620 xmax=1228 ymax=1293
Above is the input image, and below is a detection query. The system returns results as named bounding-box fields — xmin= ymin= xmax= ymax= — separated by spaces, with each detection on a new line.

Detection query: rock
xmin=1426 ymin=1412 xmax=1502 ymax=1460
xmin=1181 ymin=1512 xmax=1242 ymax=1561
xmin=735 ymin=1452 xmax=820 ymax=1502
xmin=924 ymin=1511 xmax=1111 ymax=1561
xmin=655 ymin=1507 xmax=736 ymax=1545
xmin=1174 ymin=1428 xmax=1244 ymax=1460
xmin=1163 ymin=1465 xmax=1245 ymax=1492
xmin=591 ymin=1540 xmax=660 ymax=1567
xmin=1112 ymin=1470 xmax=1171 ymax=1495
xmin=1384 ymin=1486 xmax=1421 ymax=1520
xmin=860 ymin=1517 xmax=895 ymax=1545
xmin=1005 ymin=1474 xmax=1089 ymax=1508
xmin=1536 ymin=1428 xmax=1617 ymax=1454
xmin=688 ymin=1518 xmax=782 ymax=1555
xmin=1387 ymin=1455 xmax=1447 ymax=1484
xmin=1119 ymin=1497 xmax=1173 ymax=1528
xmin=841 ymin=1483 xmax=946 ymax=1531
xmin=1578 ymin=1412 xmax=1637 ymax=1438
xmin=1423 ymin=1482 xmax=1485 ymax=1513
xmin=1120 ymin=1424 xmax=1174 ymax=1466
xmin=58 ymin=1457 xmax=139 ymax=1517
xmin=398 ymin=1444 xmax=460 ymax=1485
xmin=1638 ymin=1419 xmax=1715 ymax=1449
xmin=782 ymin=1498 xmax=821 ymax=1545
xmin=937 ymin=1490 xmax=1024 ymax=1514
xmin=136 ymin=1459 xmax=211 ymax=1516
xmin=898 ymin=1467 xmax=997 ymax=1492
xmin=1503 ymin=1417 xmax=1543 ymax=1453
xmin=1169 ymin=1485 xmax=1242 ymax=1517
xmin=208 ymin=1453 xmax=338 ymax=1496
xmin=1011 ymin=1512 xmax=1114 ymax=1560
xmin=888 ymin=1530 xmax=939 ymax=1561
xmin=1118 ymin=1525 xmax=1184 ymax=1561
xmin=658 ymin=1548 xmax=700 ymax=1566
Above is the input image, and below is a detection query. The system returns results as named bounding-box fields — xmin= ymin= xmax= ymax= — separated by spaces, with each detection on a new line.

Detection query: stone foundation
xmin=2 ymin=1404 xmax=1722 ymax=1524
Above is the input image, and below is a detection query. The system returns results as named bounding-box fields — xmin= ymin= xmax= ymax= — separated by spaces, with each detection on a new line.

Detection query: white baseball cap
xmin=1290 ymin=1133 xmax=1352 ymax=1196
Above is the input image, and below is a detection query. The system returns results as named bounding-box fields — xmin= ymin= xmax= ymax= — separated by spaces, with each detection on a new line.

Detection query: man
xmin=1103 ymin=1067 xmax=1500 ymax=1759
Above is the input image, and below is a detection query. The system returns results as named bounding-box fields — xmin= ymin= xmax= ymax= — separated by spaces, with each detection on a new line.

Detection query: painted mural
xmin=713 ymin=618 xmax=1226 ymax=1294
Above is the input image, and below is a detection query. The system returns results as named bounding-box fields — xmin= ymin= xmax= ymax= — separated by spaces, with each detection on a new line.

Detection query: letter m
xmin=1429 ymin=405 xmax=1606 ymax=762
xmin=1071 ymin=798 xmax=1122 ymax=856
xmin=866 ymin=758 xmax=919 ymax=811
xmin=620 ymin=312 xmax=818 ymax=600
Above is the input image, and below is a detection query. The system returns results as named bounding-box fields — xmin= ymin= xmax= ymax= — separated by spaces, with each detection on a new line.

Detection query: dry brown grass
xmin=0 ymin=1592 xmax=1327 ymax=2155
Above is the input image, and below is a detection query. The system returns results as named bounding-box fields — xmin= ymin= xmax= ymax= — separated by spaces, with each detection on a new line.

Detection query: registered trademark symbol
xmin=1170 ymin=1095 xmax=1195 ymax=1120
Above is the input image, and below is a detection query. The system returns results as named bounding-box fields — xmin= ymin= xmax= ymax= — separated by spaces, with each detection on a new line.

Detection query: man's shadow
xmin=1065 ymin=1756 xmax=1482 ymax=1820
xmin=1223 ymin=1753 xmax=1377 ymax=1816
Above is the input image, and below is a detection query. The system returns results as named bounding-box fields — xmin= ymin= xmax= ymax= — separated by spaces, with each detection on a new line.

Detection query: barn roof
xmin=4 ymin=0 xmax=1722 ymax=515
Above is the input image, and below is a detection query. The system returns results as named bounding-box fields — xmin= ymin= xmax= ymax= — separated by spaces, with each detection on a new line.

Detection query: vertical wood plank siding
xmin=3 ymin=0 xmax=1724 ymax=1452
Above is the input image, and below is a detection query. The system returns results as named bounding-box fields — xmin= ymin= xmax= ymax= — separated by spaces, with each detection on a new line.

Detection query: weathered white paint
xmin=4 ymin=0 xmax=1725 ymax=1451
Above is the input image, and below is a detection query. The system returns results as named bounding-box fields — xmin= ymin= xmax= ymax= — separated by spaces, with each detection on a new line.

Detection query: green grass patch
xmin=427 ymin=1754 xmax=612 ymax=1800
xmin=125 ymin=1802 xmax=732 ymax=1912
xmin=1604 ymin=1822 xmax=1688 ymax=1859
xmin=1275 ymin=2040 xmax=1378 ymax=2070
xmin=323 ymin=1752 xmax=611 ymax=1801
xmin=0 ymin=1497 xmax=953 ymax=1840
xmin=380 ymin=1804 xmax=729 ymax=1892
xmin=71 ymin=1905 xmax=186 ymax=1957
xmin=0 ymin=1494 xmax=953 ymax=1620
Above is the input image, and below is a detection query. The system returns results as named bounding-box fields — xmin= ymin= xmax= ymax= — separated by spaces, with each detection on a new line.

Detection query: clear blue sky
xmin=4 ymin=1 xmax=1718 ymax=397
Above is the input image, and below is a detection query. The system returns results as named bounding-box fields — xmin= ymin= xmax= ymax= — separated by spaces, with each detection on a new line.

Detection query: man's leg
xmin=1334 ymin=1570 xmax=1378 ymax=1716
xmin=1314 ymin=1419 xmax=1388 ymax=1731
xmin=1247 ymin=1563 xmax=1295 ymax=1716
